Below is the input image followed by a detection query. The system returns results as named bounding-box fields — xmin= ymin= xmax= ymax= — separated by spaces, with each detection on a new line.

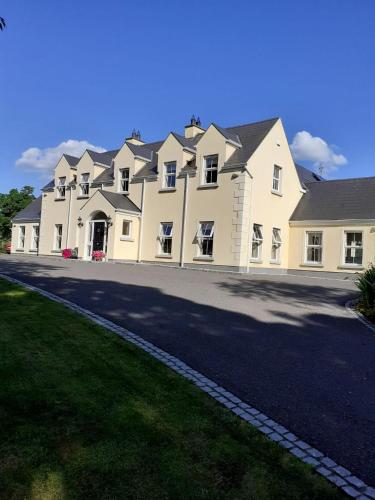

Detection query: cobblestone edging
xmin=345 ymin=299 xmax=375 ymax=335
xmin=1 ymin=273 xmax=374 ymax=499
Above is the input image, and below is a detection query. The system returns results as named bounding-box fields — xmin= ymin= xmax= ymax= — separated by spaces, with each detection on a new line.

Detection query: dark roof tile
xmin=291 ymin=177 xmax=375 ymax=221
xmin=13 ymin=196 xmax=42 ymax=221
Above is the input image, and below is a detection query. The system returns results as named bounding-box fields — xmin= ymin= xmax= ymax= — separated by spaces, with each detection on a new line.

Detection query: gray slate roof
xmin=295 ymin=164 xmax=323 ymax=187
xmin=290 ymin=177 xmax=375 ymax=221
xmin=212 ymin=123 xmax=242 ymax=146
xmin=223 ymin=118 xmax=279 ymax=167
xmin=63 ymin=154 xmax=80 ymax=168
xmin=87 ymin=149 xmax=119 ymax=166
xmin=41 ymin=179 xmax=55 ymax=191
xmin=13 ymin=196 xmax=42 ymax=221
xmin=99 ymin=190 xmax=141 ymax=213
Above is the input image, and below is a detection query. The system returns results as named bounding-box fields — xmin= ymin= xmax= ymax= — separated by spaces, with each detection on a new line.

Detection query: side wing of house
xmin=289 ymin=178 xmax=375 ymax=274
xmin=11 ymin=196 xmax=42 ymax=254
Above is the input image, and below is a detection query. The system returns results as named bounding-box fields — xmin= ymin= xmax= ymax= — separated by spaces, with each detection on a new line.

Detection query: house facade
xmin=11 ymin=116 xmax=375 ymax=276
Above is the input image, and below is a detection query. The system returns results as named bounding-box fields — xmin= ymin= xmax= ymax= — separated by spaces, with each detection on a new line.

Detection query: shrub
xmin=355 ymin=264 xmax=375 ymax=308
xmin=92 ymin=250 xmax=105 ymax=262
xmin=62 ymin=248 xmax=72 ymax=259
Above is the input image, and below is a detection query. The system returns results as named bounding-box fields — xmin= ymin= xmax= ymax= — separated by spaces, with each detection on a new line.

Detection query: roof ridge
xmin=225 ymin=117 xmax=279 ymax=131
xmin=306 ymin=176 xmax=375 ymax=184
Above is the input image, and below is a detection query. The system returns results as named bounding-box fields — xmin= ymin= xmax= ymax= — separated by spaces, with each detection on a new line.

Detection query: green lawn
xmin=0 ymin=278 xmax=344 ymax=500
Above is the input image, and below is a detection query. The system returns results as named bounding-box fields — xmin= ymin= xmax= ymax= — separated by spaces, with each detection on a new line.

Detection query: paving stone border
xmin=1 ymin=272 xmax=374 ymax=499
xmin=346 ymin=299 xmax=375 ymax=335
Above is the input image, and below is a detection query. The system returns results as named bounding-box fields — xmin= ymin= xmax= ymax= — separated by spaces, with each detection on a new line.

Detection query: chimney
xmin=184 ymin=115 xmax=205 ymax=139
xmin=125 ymin=129 xmax=145 ymax=145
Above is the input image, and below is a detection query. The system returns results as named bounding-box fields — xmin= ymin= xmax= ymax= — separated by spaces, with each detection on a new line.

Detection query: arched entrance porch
xmin=85 ymin=211 xmax=110 ymax=259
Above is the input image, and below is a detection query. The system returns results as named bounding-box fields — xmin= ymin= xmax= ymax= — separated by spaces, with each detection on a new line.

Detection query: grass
xmin=0 ymin=278 xmax=344 ymax=500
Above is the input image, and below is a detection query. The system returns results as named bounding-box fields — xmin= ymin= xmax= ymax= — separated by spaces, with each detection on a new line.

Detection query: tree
xmin=0 ymin=18 xmax=5 ymax=31
xmin=0 ymin=186 xmax=35 ymax=241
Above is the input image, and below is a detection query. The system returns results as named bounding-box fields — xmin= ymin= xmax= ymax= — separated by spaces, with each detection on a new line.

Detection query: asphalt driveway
xmin=1 ymin=255 xmax=374 ymax=486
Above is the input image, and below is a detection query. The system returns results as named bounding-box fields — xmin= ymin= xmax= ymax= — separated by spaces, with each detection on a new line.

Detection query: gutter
xmin=137 ymin=179 xmax=146 ymax=262
xmin=179 ymin=172 xmax=189 ymax=267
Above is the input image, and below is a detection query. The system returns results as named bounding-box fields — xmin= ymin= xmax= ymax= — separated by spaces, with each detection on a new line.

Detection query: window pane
xmin=122 ymin=221 xmax=130 ymax=236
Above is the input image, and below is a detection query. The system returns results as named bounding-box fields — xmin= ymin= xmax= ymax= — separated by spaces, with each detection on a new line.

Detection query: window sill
xmin=300 ymin=263 xmax=324 ymax=268
xmin=16 ymin=249 xmax=24 ymax=252
xmin=270 ymin=260 xmax=281 ymax=265
xmin=29 ymin=249 xmax=38 ymax=253
xmin=120 ymin=237 xmax=134 ymax=242
xmin=159 ymin=188 xmax=176 ymax=193
xmin=271 ymin=190 xmax=283 ymax=197
xmin=197 ymin=184 xmax=219 ymax=190
xmin=337 ymin=264 xmax=364 ymax=270
xmin=77 ymin=196 xmax=89 ymax=200
xmin=51 ymin=250 xmax=62 ymax=254
xmin=193 ymin=256 xmax=214 ymax=262
xmin=156 ymin=254 xmax=173 ymax=259
xmin=250 ymin=258 xmax=263 ymax=264
xmin=54 ymin=198 xmax=66 ymax=201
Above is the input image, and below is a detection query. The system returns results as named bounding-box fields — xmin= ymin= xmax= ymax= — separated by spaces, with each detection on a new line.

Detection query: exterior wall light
xmin=106 ymin=216 xmax=113 ymax=227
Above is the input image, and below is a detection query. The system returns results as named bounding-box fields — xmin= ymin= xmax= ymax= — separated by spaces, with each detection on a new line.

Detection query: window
xmin=271 ymin=228 xmax=282 ymax=262
xmin=119 ymin=168 xmax=130 ymax=192
xmin=54 ymin=224 xmax=63 ymax=251
xmin=305 ymin=231 xmax=323 ymax=264
xmin=272 ymin=165 xmax=282 ymax=192
xmin=31 ymin=225 xmax=39 ymax=250
xmin=18 ymin=226 xmax=25 ymax=249
xmin=159 ymin=223 xmax=173 ymax=255
xmin=204 ymin=155 xmax=218 ymax=184
xmin=57 ymin=176 xmax=66 ymax=198
xmin=197 ymin=221 xmax=214 ymax=257
xmin=122 ymin=220 xmax=132 ymax=238
xmin=251 ymin=224 xmax=263 ymax=260
xmin=79 ymin=173 xmax=90 ymax=196
xmin=344 ymin=232 xmax=363 ymax=266
xmin=164 ymin=162 xmax=176 ymax=188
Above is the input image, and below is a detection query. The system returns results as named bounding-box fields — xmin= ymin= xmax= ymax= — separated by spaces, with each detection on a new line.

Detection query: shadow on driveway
xmin=0 ymin=256 xmax=374 ymax=485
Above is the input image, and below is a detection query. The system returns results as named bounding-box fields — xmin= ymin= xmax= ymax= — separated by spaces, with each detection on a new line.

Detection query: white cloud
xmin=290 ymin=130 xmax=347 ymax=175
xmin=16 ymin=139 xmax=106 ymax=177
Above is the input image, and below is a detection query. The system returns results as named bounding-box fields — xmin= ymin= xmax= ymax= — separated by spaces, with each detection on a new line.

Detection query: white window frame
xmin=251 ymin=224 xmax=263 ymax=261
xmin=197 ymin=221 xmax=214 ymax=257
xmin=304 ymin=231 xmax=323 ymax=265
xmin=31 ymin=225 xmax=39 ymax=251
xmin=272 ymin=165 xmax=282 ymax=193
xmin=79 ymin=173 xmax=90 ymax=197
xmin=158 ymin=222 xmax=173 ymax=255
xmin=119 ymin=168 xmax=130 ymax=193
xmin=270 ymin=228 xmax=282 ymax=263
xmin=18 ymin=225 xmax=25 ymax=249
xmin=203 ymin=155 xmax=218 ymax=185
xmin=342 ymin=231 xmax=363 ymax=267
xmin=120 ymin=220 xmax=132 ymax=240
xmin=56 ymin=176 xmax=66 ymax=199
xmin=54 ymin=224 xmax=63 ymax=251
xmin=164 ymin=162 xmax=176 ymax=189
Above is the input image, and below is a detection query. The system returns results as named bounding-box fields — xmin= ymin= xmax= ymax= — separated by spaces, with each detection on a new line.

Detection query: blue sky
xmin=1 ymin=0 xmax=374 ymax=193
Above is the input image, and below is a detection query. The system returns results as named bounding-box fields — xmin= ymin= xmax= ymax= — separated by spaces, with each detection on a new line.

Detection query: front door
xmin=87 ymin=220 xmax=107 ymax=258
xmin=92 ymin=221 xmax=105 ymax=252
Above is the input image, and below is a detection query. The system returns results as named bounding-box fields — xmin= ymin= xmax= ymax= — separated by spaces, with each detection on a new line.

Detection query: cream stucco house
xmin=11 ymin=116 xmax=374 ymax=276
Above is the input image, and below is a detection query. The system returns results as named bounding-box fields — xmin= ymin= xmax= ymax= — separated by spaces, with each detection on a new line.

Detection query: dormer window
xmin=119 ymin=168 xmax=130 ymax=193
xmin=204 ymin=155 xmax=218 ymax=184
xmin=79 ymin=173 xmax=90 ymax=197
xmin=57 ymin=177 xmax=66 ymax=198
xmin=272 ymin=165 xmax=282 ymax=193
xmin=164 ymin=162 xmax=176 ymax=188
